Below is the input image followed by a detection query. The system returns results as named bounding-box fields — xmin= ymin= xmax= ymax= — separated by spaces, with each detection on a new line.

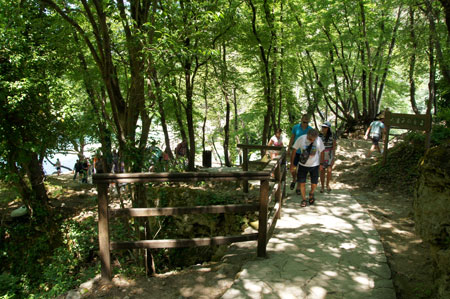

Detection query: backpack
xmin=299 ymin=142 xmax=314 ymax=164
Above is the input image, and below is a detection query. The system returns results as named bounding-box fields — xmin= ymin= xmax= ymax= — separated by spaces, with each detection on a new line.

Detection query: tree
xmin=0 ymin=0 xmax=74 ymax=215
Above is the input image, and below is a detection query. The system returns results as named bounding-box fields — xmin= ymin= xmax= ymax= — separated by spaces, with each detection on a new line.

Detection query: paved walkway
xmin=221 ymin=188 xmax=396 ymax=299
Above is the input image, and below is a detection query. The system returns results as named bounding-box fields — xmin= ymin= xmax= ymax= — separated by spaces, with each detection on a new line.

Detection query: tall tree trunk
xmin=152 ymin=73 xmax=174 ymax=159
xmin=375 ymin=7 xmax=402 ymax=112
xmin=23 ymin=152 xmax=49 ymax=211
xmin=202 ymin=64 xmax=209 ymax=152
xmin=409 ymin=7 xmax=420 ymax=114
xmin=172 ymin=77 xmax=188 ymax=143
xmin=428 ymin=31 xmax=436 ymax=115
xmin=439 ymin=0 xmax=450 ymax=41
xmin=247 ymin=0 xmax=274 ymax=147
xmin=233 ymin=86 xmax=241 ymax=165
xmin=184 ymin=59 xmax=196 ymax=171
xmin=425 ymin=0 xmax=450 ymax=87
xmin=8 ymin=153 xmax=32 ymax=208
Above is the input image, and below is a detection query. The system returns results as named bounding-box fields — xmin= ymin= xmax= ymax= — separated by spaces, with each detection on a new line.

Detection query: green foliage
xmin=0 ymin=272 xmax=20 ymax=298
xmin=0 ymin=216 xmax=98 ymax=298
xmin=368 ymin=132 xmax=426 ymax=194
xmin=431 ymin=108 xmax=450 ymax=145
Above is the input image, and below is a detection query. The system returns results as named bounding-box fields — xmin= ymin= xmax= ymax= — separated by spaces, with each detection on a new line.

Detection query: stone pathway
xmin=221 ymin=188 xmax=396 ymax=299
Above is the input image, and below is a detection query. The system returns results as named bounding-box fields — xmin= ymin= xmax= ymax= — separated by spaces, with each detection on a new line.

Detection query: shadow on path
xmin=221 ymin=189 xmax=396 ymax=299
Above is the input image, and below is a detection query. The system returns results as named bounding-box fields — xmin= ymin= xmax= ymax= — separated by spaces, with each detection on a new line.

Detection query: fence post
xmin=275 ymin=163 xmax=282 ymax=219
xmin=243 ymin=147 xmax=249 ymax=193
xmin=257 ymin=179 xmax=269 ymax=257
xmin=98 ymin=183 xmax=111 ymax=280
xmin=382 ymin=110 xmax=391 ymax=165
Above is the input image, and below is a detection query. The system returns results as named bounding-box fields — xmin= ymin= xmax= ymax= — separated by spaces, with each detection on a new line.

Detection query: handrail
xmin=93 ymin=170 xmax=271 ymax=184
xmin=94 ymin=145 xmax=286 ymax=281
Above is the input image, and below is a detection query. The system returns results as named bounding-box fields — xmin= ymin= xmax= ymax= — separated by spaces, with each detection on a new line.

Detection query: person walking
xmin=288 ymin=114 xmax=312 ymax=193
xmin=364 ymin=116 xmax=386 ymax=157
xmin=55 ymin=158 xmax=61 ymax=176
xmin=319 ymin=121 xmax=337 ymax=193
xmin=73 ymin=159 xmax=80 ymax=180
xmin=81 ymin=158 xmax=89 ymax=183
xmin=290 ymin=129 xmax=325 ymax=207
xmin=267 ymin=128 xmax=284 ymax=159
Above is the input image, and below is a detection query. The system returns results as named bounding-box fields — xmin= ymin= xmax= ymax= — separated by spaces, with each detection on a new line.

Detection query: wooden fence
xmin=92 ymin=145 xmax=286 ymax=280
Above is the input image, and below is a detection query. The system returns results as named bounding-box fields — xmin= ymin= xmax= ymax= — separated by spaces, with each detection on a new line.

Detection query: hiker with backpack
xmin=288 ymin=114 xmax=313 ymax=194
xmin=364 ymin=116 xmax=386 ymax=158
xmin=290 ymin=129 xmax=325 ymax=207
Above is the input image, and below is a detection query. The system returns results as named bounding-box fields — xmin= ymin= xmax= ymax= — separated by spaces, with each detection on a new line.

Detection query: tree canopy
xmin=1 ymin=0 xmax=450 ymax=215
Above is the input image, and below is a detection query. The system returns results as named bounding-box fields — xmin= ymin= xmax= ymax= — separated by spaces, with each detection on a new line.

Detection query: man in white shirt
xmin=289 ymin=129 xmax=325 ymax=207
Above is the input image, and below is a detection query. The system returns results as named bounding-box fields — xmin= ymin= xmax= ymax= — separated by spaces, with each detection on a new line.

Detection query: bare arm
xmin=290 ymin=148 xmax=297 ymax=172
xmin=364 ymin=126 xmax=372 ymax=139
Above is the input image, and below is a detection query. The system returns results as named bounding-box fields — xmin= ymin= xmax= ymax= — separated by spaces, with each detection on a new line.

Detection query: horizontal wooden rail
xmin=110 ymin=204 xmax=259 ymax=217
xmin=93 ymin=171 xmax=271 ymax=184
xmin=111 ymin=234 xmax=259 ymax=250
xmin=96 ymin=144 xmax=287 ymax=281
xmin=237 ymin=144 xmax=285 ymax=151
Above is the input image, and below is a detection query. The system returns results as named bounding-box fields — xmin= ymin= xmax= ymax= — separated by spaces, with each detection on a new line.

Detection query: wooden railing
xmin=93 ymin=146 xmax=286 ymax=280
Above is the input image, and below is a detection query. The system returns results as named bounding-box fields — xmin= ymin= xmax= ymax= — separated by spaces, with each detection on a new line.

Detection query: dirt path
xmin=76 ymin=138 xmax=435 ymax=298
xmin=334 ymin=138 xmax=435 ymax=299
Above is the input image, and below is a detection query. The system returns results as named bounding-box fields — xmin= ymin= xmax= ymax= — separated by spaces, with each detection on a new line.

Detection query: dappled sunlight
xmin=222 ymin=186 xmax=395 ymax=298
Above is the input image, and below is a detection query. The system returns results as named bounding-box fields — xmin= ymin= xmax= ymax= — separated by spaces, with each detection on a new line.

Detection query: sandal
xmin=296 ymin=189 xmax=301 ymax=195
xmin=326 ymin=186 xmax=332 ymax=193
xmin=301 ymin=200 xmax=307 ymax=207
xmin=320 ymin=188 xmax=324 ymax=193
xmin=290 ymin=181 xmax=296 ymax=190
xmin=308 ymin=193 xmax=315 ymax=205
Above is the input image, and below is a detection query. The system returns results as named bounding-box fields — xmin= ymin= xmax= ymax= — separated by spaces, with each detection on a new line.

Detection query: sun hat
xmin=321 ymin=121 xmax=331 ymax=128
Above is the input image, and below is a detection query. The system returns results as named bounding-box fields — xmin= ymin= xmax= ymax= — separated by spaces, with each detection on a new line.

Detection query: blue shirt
xmin=291 ymin=124 xmax=312 ymax=153
xmin=369 ymin=121 xmax=385 ymax=137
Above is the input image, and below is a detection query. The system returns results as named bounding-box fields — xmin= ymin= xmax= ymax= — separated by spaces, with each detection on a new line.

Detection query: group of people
xmin=267 ymin=114 xmax=337 ymax=207
xmin=73 ymin=158 xmax=92 ymax=183
xmin=268 ymin=114 xmax=385 ymax=207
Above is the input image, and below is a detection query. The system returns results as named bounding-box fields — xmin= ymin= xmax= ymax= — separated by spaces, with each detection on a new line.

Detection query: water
xmin=43 ymin=153 xmax=79 ymax=175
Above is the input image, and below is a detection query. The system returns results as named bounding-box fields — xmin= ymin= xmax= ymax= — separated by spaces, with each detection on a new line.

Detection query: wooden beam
xmin=110 ymin=204 xmax=259 ymax=217
xmin=257 ymin=180 xmax=269 ymax=257
xmin=243 ymin=147 xmax=249 ymax=193
xmin=93 ymin=170 xmax=271 ymax=184
xmin=110 ymin=234 xmax=258 ymax=250
xmin=237 ymin=144 xmax=285 ymax=151
xmin=267 ymin=182 xmax=280 ymax=207
xmin=97 ymin=183 xmax=111 ymax=281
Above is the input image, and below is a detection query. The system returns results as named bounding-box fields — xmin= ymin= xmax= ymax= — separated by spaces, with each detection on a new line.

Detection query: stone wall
xmin=414 ymin=142 xmax=450 ymax=298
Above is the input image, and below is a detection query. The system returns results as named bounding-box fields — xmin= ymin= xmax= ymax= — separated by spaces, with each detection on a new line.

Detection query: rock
xmin=65 ymin=290 xmax=81 ymax=299
xmin=414 ymin=142 xmax=450 ymax=298
xmin=11 ymin=206 xmax=28 ymax=218
xmin=79 ymin=274 xmax=101 ymax=291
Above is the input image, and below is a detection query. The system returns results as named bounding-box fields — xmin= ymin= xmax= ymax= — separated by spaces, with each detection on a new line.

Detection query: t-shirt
xmin=291 ymin=124 xmax=312 ymax=154
xmin=292 ymin=135 xmax=325 ymax=167
xmin=269 ymin=135 xmax=283 ymax=146
xmin=369 ymin=121 xmax=385 ymax=137
xmin=319 ymin=132 xmax=336 ymax=150
xmin=319 ymin=132 xmax=336 ymax=162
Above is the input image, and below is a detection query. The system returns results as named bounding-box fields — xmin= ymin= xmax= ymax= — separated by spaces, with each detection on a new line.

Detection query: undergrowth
xmin=368 ymin=113 xmax=450 ymax=194
xmin=0 ymin=216 xmax=99 ymax=298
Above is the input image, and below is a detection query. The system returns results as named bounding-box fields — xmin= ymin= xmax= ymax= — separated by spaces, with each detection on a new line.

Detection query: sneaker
xmin=290 ymin=181 xmax=295 ymax=190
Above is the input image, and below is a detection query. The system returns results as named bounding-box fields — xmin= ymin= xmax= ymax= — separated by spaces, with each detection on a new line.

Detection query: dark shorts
xmin=293 ymin=153 xmax=301 ymax=166
xmin=297 ymin=165 xmax=320 ymax=184
xmin=371 ymin=135 xmax=380 ymax=145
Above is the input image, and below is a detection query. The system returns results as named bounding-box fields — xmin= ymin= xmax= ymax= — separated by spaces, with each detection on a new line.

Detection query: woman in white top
xmin=267 ymin=128 xmax=284 ymax=159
